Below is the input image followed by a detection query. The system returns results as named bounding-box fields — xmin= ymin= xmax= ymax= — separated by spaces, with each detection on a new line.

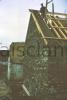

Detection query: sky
xmin=0 ymin=0 xmax=67 ymax=49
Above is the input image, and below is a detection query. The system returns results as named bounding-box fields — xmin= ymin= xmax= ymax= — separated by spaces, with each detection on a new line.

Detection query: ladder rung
xmin=52 ymin=26 xmax=67 ymax=29
xmin=53 ymin=16 xmax=67 ymax=34
xmin=47 ymin=15 xmax=67 ymax=38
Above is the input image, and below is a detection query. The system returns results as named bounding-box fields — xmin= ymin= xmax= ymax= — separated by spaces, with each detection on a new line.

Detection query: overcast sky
xmin=0 ymin=0 xmax=67 ymax=48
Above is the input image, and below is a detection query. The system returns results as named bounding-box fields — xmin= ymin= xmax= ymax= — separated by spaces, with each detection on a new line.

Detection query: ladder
xmin=46 ymin=14 xmax=67 ymax=39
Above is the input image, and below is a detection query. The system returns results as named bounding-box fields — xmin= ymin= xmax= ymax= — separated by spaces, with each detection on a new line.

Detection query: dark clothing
xmin=40 ymin=6 xmax=46 ymax=18
xmin=40 ymin=4 xmax=48 ymax=21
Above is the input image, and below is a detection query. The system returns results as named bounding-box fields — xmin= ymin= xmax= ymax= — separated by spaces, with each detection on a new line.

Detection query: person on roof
xmin=40 ymin=3 xmax=46 ymax=18
xmin=40 ymin=3 xmax=48 ymax=20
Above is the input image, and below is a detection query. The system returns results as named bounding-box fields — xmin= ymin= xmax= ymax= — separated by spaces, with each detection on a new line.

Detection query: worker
xmin=40 ymin=3 xmax=46 ymax=18
xmin=40 ymin=3 xmax=48 ymax=22
xmin=40 ymin=3 xmax=45 ymax=18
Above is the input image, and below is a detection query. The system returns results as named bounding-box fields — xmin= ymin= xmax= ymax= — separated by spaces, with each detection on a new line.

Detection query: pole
xmin=46 ymin=0 xmax=53 ymax=8
xmin=52 ymin=2 xmax=54 ymax=14
xmin=7 ymin=57 xmax=10 ymax=80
